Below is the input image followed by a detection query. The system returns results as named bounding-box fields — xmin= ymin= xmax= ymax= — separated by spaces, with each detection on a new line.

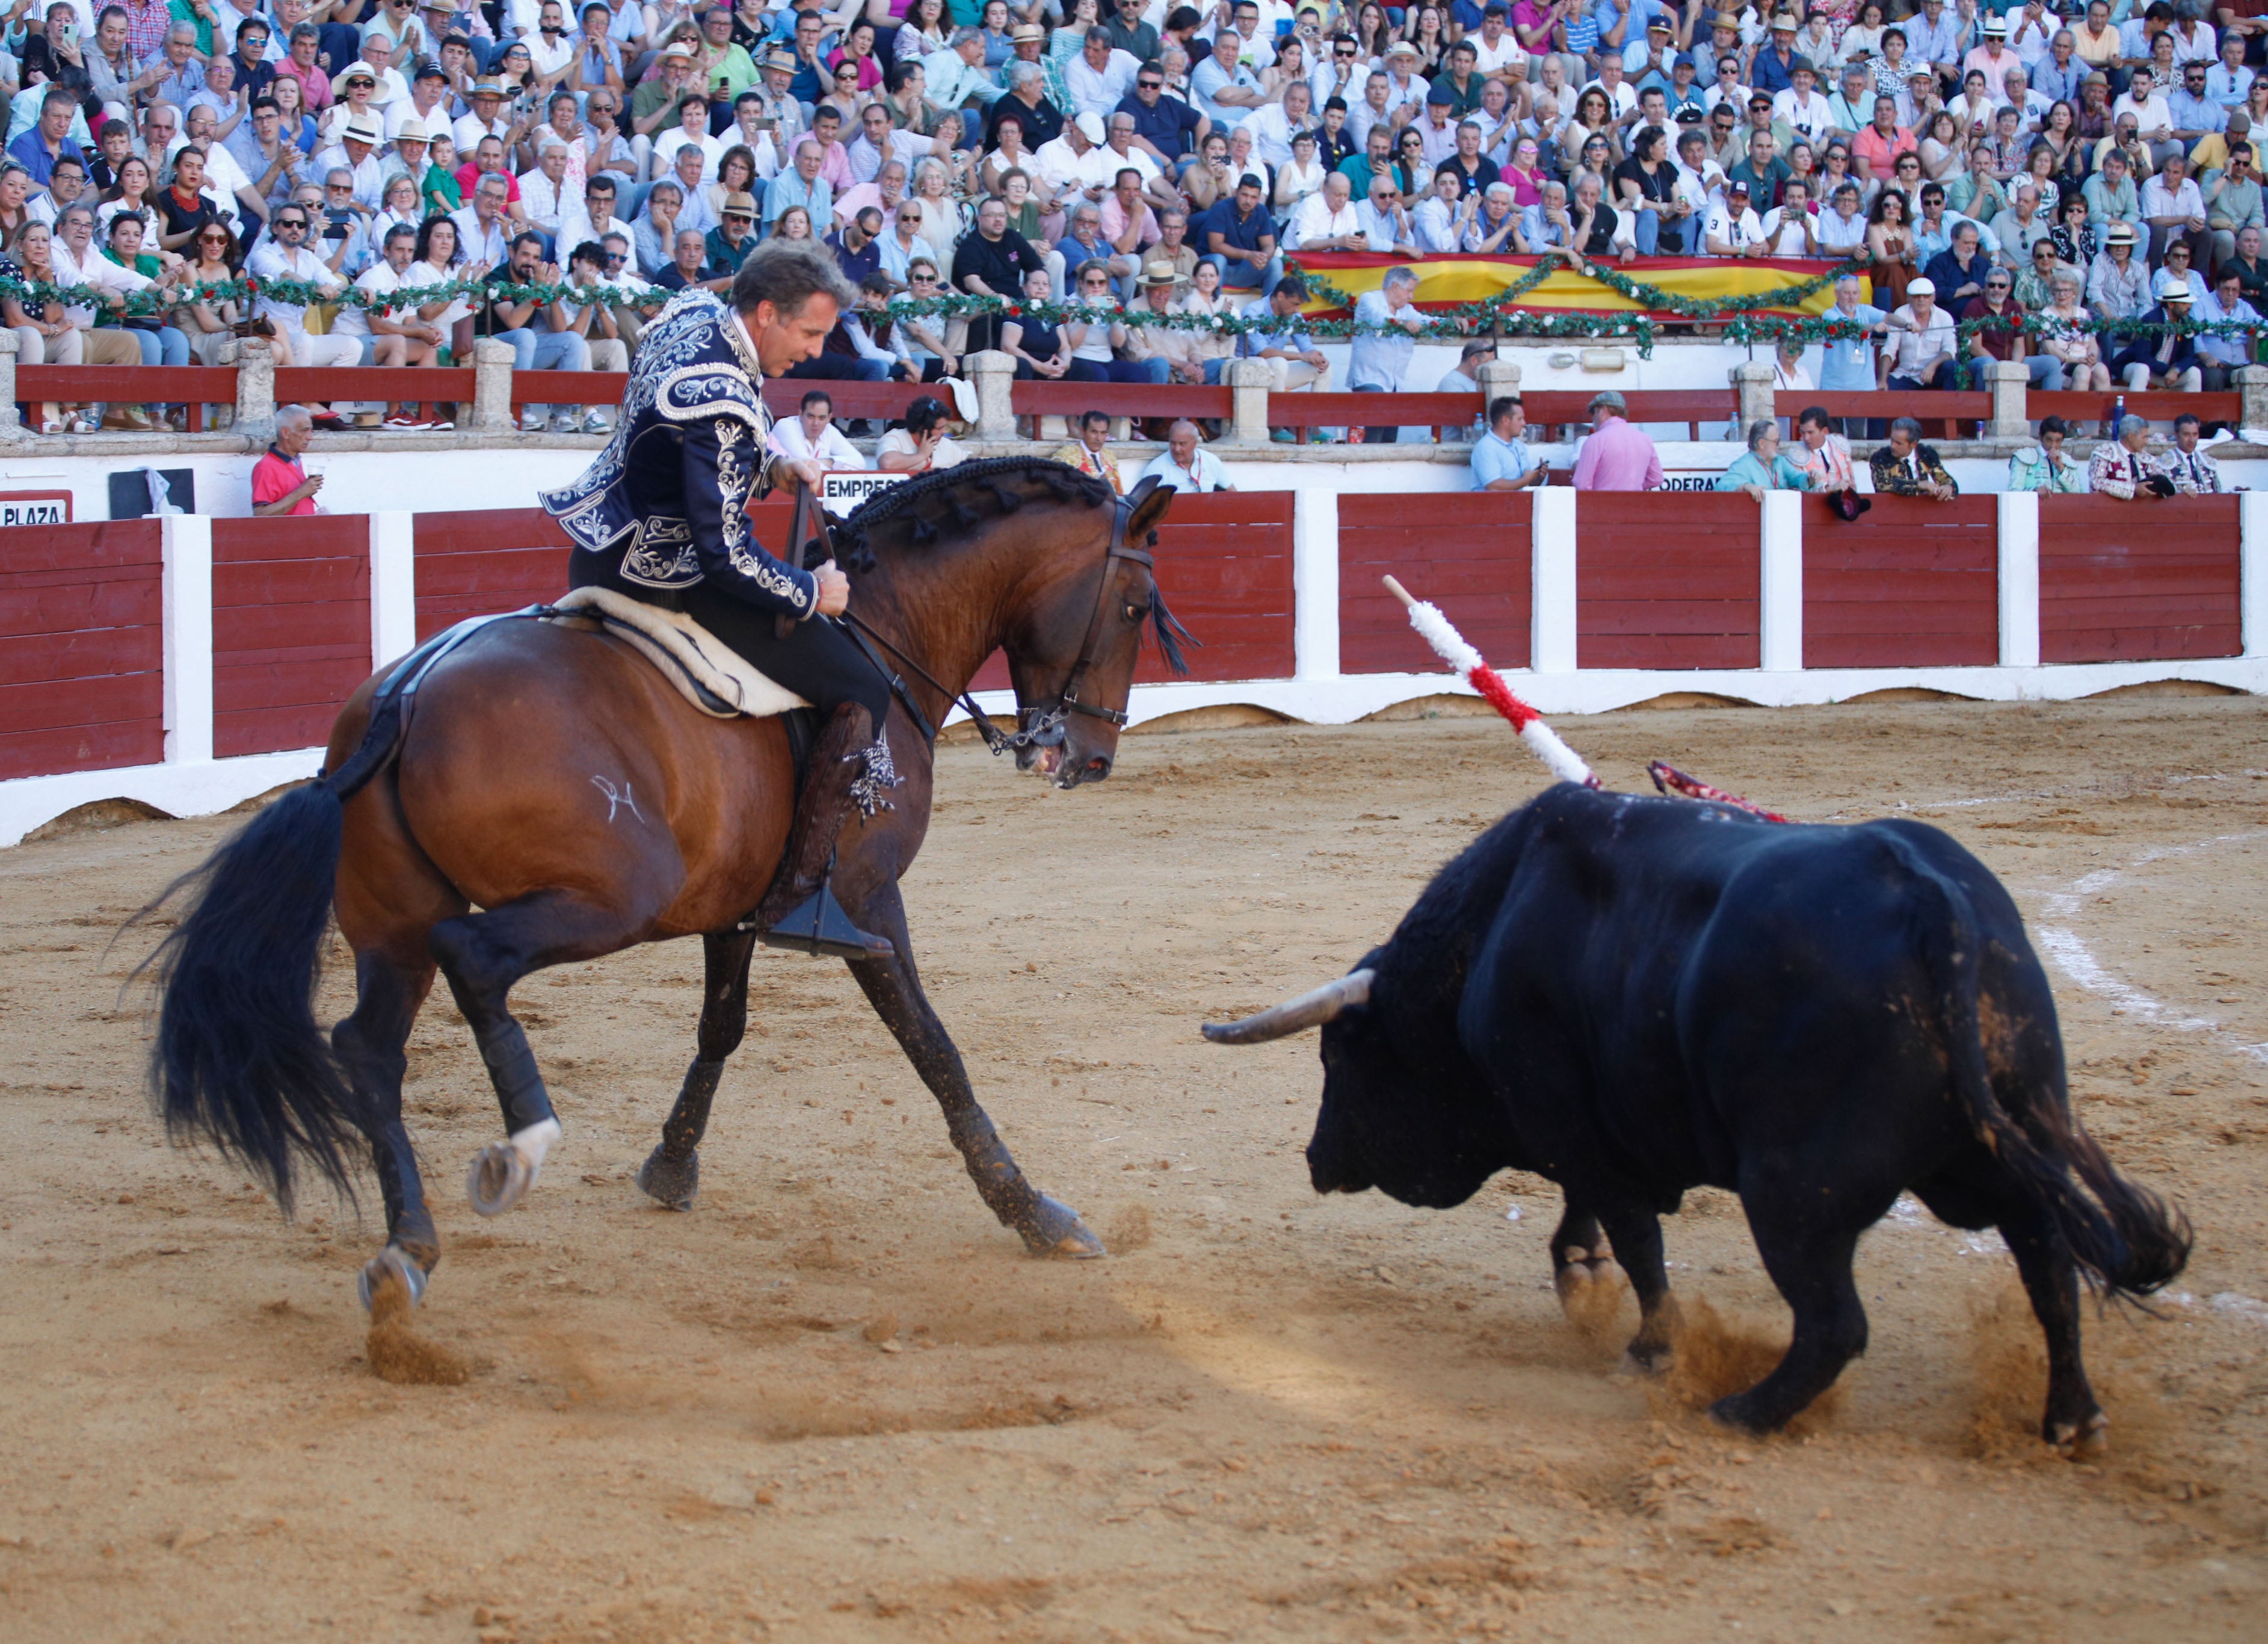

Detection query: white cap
xmin=1074 ymin=111 xmax=1106 ymax=143
xmin=1907 ymin=277 xmax=1935 ymax=295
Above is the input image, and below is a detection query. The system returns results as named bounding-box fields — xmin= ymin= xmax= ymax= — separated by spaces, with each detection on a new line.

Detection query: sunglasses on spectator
xmin=1139 ymin=76 xmax=1163 ymax=87
xmin=910 ymin=271 xmax=937 ymax=281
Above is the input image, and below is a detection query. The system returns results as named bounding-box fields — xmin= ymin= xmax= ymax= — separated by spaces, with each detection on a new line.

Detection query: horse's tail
xmin=1907 ymin=848 xmax=2192 ymax=1301
xmin=137 ymin=692 xmax=410 ymax=1213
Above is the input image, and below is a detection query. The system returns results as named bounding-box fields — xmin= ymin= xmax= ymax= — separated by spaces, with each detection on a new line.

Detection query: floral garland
xmin=0 ymin=271 xmax=669 ymax=321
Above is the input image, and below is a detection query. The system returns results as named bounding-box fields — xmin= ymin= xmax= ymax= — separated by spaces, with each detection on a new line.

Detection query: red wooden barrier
xmin=1263 ymin=390 xmax=1481 ymax=430
xmin=970 ymin=490 xmax=1296 ymax=691
xmin=0 ymin=519 xmax=165 ymax=780
xmin=412 ymin=506 xmax=573 ymax=641
xmin=505 ymin=369 xmax=630 ymax=408
xmin=1339 ymin=491 xmax=1532 ymax=674
xmin=1775 ymin=388 xmax=1991 ymax=440
xmin=1577 ymin=491 xmax=1761 ymax=669
xmin=277 ymin=365 xmax=476 ymax=408
xmin=1522 ymin=389 xmax=1736 ymax=439
xmin=2030 ymin=391 xmax=2241 ymax=426
xmin=209 ymin=515 xmax=372 ymax=758
xmin=1801 ymin=493 xmax=1998 ymax=668
xmin=2038 ymin=495 xmax=2242 ymax=663
xmin=1017 ymin=379 xmax=1233 ymax=422
xmin=761 ymin=378 xmax=937 ymax=420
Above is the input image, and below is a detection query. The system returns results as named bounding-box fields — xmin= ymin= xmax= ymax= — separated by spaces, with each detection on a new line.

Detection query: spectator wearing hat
xmin=455 ymin=78 xmax=516 ymax=161
xmin=1126 ymin=257 xmax=1232 ymax=384
xmin=2110 ymin=276 xmax=2205 ymax=390
xmin=1882 ymin=276 xmax=1959 ymax=390
xmin=629 ymin=43 xmax=701 ymax=150
xmin=1775 ymin=58 xmax=1834 ymax=150
xmin=313 ymin=108 xmax=388 ymax=212
xmin=1571 ymin=390 xmax=1663 ymax=492
xmin=2087 ymin=219 xmax=2149 ymax=320
xmin=1751 ymin=13 xmax=1804 ymax=97
xmin=2089 ymin=414 xmax=2178 ymax=499
xmin=703 ymin=189 xmax=760 ymax=282
xmin=1704 ymin=176 xmax=1769 ymax=254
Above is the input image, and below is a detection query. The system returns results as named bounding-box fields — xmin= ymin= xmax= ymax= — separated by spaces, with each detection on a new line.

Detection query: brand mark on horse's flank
xmin=591 ymin=775 xmax=645 ymax=825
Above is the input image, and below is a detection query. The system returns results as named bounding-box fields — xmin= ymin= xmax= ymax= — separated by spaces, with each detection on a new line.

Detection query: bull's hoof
xmin=636 ymin=1145 xmax=700 ymax=1211
xmin=2050 ymin=1412 xmax=2109 ymax=1459
xmin=1020 ymin=1195 xmax=1106 ymax=1259
xmin=1553 ymin=1252 xmax=1621 ymax=1306
xmin=1624 ymin=1338 xmax=1675 ymax=1376
xmin=357 ymin=1245 xmax=428 ymax=1313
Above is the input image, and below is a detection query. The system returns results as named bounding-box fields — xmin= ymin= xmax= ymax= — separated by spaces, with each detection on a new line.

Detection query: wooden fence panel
xmin=1576 ymin=491 xmax=1761 ymax=670
xmin=1801 ymin=493 xmax=1999 ymax=668
xmin=209 ymin=515 xmax=372 ymax=758
xmin=0 ymin=520 xmax=165 ymax=780
xmin=1339 ymin=491 xmax=1532 ymax=674
xmin=2038 ymin=496 xmax=2242 ymax=663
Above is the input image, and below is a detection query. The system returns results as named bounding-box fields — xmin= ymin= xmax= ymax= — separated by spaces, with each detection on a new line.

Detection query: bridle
xmin=834 ymin=487 xmax=1154 ymax=757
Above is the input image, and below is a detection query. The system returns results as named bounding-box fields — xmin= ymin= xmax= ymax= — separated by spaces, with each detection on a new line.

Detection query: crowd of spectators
xmin=1 ymin=0 xmax=2263 ymax=437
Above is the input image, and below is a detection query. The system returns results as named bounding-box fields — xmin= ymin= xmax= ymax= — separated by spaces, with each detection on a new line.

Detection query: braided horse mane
xmin=831 ymin=456 xmax=1192 ymax=674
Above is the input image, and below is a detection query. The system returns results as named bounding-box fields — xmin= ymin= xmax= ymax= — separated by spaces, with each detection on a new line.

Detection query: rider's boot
xmin=754 ymin=701 xmax=900 ymax=959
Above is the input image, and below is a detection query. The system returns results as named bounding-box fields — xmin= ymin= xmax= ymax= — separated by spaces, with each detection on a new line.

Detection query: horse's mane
xmin=833 ymin=455 xmax=1191 ymax=676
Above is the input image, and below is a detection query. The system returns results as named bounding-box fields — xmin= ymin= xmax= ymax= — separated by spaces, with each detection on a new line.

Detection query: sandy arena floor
xmin=1 ymin=694 xmax=2266 ymax=1643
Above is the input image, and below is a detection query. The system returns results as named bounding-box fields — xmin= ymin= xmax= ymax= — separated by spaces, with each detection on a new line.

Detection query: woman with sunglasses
xmin=1865 ymin=185 xmax=1915 ymax=307
xmin=889 ymin=257 xmax=957 ymax=378
xmin=1393 ymin=125 xmax=1434 ymax=199
xmin=3 ymin=220 xmax=88 ymax=434
xmin=1063 ymin=259 xmax=1166 ymax=384
xmin=180 ymin=221 xmax=247 ymax=370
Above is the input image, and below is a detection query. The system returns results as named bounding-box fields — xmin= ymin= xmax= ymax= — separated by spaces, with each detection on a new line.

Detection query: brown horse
xmin=143 ymin=460 xmax=1183 ymax=1308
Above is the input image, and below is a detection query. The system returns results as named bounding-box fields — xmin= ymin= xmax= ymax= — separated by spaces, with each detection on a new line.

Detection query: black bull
xmin=1205 ymin=784 xmax=2190 ymax=1452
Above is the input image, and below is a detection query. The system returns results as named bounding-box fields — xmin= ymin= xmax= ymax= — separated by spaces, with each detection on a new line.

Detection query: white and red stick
xmin=1382 ymin=575 xmax=1600 ymax=789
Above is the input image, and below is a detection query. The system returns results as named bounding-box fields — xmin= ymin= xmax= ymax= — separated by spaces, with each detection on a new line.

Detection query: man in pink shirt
xmin=1571 ymin=391 xmax=1664 ymax=491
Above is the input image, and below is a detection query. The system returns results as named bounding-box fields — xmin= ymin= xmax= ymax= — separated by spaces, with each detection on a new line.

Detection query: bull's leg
xmin=2000 ymin=1196 xmax=2107 ymax=1456
xmin=844 ymin=881 xmax=1102 ymax=1258
xmin=637 ymin=928 xmax=759 ymax=1211
xmin=1713 ymin=1207 xmax=1869 ymax=1434
xmin=1594 ymin=1202 xmax=1679 ymax=1372
xmin=430 ymin=891 xmax=655 ymax=1218
xmin=1548 ymin=1201 xmax=1610 ymax=1304
xmin=334 ymin=948 xmax=442 ymax=1309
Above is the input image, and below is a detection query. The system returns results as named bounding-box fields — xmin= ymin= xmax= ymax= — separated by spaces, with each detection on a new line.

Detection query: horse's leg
xmin=335 ymin=949 xmax=442 ymax=1307
xmin=636 ymin=926 xmax=759 ymax=1211
xmin=428 ymin=891 xmax=658 ymax=1217
xmin=845 ymin=881 xmax=1103 ymax=1258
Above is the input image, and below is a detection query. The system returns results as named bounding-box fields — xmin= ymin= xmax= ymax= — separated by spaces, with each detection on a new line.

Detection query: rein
xmin=839 ymin=488 xmax=1152 ymax=758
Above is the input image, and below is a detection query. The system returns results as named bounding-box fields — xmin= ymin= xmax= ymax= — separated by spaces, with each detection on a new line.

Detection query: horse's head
xmin=1003 ymin=475 xmax=1184 ymax=789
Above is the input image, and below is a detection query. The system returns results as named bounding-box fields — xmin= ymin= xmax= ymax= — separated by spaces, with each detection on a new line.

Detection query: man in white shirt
xmin=1411 ymin=169 xmax=1468 ymax=253
xmin=1136 ymin=419 xmax=1235 ymax=491
xmin=652 ymin=91 xmax=724 ymax=183
xmin=1064 ymin=25 xmax=1141 ymax=119
xmin=1467 ymin=1 xmax=1526 ymax=76
xmin=312 ymin=112 xmax=387 ymax=211
xmin=1357 ymin=173 xmax=1420 ymax=256
xmin=2112 ymin=65 xmax=2180 ymax=171
xmin=451 ymin=173 xmax=514 ymax=267
xmin=389 ymin=60 xmax=454 ymax=142
xmin=768 ymin=387 xmax=866 ymax=488
xmin=1881 ymin=276 xmax=1958 ymax=389
xmin=1773 ymin=60 xmax=1834 ymax=149
xmin=2140 ymin=146 xmax=2208 ymax=268
xmin=453 ymin=79 xmax=514 ymax=160
xmin=1704 ymin=177 xmax=1767 ymax=255
xmin=1347 ymin=265 xmax=1426 ymax=441
xmin=1034 ymin=112 xmax=1120 ymax=212
xmin=1244 ymin=80 xmax=1315 ymax=170
xmin=1289 ymin=169 xmax=1364 ymax=250
xmin=245 ymin=203 xmax=362 ymax=366
xmin=48 ymin=204 xmax=146 ymax=368
xmin=519 ymin=138 xmax=584 ymax=253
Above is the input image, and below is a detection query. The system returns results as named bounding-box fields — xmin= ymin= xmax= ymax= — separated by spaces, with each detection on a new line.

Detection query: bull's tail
xmin=1909 ymin=858 xmax=2191 ymax=1301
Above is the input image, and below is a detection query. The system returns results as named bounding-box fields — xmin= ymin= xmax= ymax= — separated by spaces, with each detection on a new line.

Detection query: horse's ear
xmin=1123 ymin=473 xmax=1174 ymax=542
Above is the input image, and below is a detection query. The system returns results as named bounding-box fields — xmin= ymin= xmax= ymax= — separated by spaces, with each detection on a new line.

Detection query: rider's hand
xmin=812 ymin=558 xmax=850 ymax=617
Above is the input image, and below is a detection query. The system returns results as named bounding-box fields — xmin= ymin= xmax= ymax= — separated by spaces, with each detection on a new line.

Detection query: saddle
xmin=546 ymin=586 xmax=809 ymax=720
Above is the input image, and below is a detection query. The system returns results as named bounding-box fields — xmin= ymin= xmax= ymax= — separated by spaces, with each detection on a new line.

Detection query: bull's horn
xmin=1201 ymin=969 xmax=1375 ymax=1045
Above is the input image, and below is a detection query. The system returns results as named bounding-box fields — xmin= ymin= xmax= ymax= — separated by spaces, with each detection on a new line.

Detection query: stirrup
xmin=757 ymin=884 xmax=895 ymax=959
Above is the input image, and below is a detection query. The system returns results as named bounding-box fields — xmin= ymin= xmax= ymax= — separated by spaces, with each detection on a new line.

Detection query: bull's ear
xmin=1123 ymin=473 xmax=1173 ymax=543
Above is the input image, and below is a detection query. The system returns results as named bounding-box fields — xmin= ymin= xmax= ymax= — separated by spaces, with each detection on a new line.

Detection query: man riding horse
xmin=541 ymin=243 xmax=899 ymax=958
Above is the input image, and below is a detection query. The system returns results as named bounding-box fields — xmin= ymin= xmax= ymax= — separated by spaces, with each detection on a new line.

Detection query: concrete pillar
xmin=1225 ymin=357 xmax=1272 ymax=445
xmin=1997 ymin=490 xmax=2041 ymax=670
xmin=1531 ymin=487 xmax=1579 ymax=674
xmin=232 ymin=336 xmax=276 ymax=443
xmin=2237 ymin=364 xmax=2268 ymax=436
xmin=161 ymin=513 xmax=215 ymax=766
xmin=1474 ymin=357 xmax=1520 ymax=423
xmin=1985 ymin=359 xmax=2030 ymax=440
xmin=1731 ymin=360 xmax=1775 ymax=438
xmin=2243 ymin=491 xmax=2268 ymax=657
xmin=369 ymin=511 xmax=419 ymax=668
xmin=469 ymin=337 xmax=516 ymax=431
xmin=1758 ymin=488 xmax=1804 ymax=672
xmin=0 ymin=327 xmax=20 ymax=436
xmin=967 ymin=348 xmax=1017 ymax=440
xmin=1291 ymin=485 xmax=1339 ymax=680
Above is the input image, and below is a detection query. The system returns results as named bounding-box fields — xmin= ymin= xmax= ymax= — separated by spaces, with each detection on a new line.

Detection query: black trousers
xmin=676 ymin=583 xmax=895 ymax=729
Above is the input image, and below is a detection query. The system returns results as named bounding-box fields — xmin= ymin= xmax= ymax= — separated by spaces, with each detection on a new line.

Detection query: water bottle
xmin=2113 ymin=390 xmax=2126 ymax=426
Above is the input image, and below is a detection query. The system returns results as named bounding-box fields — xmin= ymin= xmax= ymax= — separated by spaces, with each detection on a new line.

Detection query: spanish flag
xmin=1292 ymin=253 xmax=1851 ymax=319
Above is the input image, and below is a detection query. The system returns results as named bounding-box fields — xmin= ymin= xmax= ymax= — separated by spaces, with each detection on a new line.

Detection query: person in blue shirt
xmin=1751 ymin=16 xmax=1802 ymax=96
xmin=1198 ymin=173 xmax=1280 ymax=292
xmin=1237 ymin=274 xmax=1327 ymax=437
xmin=7 ymin=90 xmax=79 ymax=187
xmin=1471 ymin=396 xmax=1543 ymax=490
xmin=1817 ymin=273 xmax=1890 ymax=435
xmin=1716 ymin=419 xmax=1816 ymax=496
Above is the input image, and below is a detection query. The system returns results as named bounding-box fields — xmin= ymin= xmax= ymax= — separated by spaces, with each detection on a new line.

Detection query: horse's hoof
xmin=2052 ymin=1414 xmax=2110 ymax=1459
xmin=636 ymin=1145 xmax=699 ymax=1211
xmin=1021 ymin=1195 xmax=1106 ymax=1259
xmin=357 ymin=1246 xmax=428 ymax=1313
xmin=466 ymin=1141 xmax=535 ymax=1217
xmin=1705 ymin=1392 xmax=1778 ymax=1435
xmin=1623 ymin=1341 xmax=1675 ymax=1376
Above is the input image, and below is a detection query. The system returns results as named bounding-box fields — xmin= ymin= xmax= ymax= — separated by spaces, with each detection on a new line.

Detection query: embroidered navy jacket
xmin=540 ymin=289 xmax=816 ymax=618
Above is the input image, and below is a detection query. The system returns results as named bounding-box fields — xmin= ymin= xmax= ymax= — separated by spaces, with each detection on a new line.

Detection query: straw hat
xmin=1138 ymin=259 xmax=1185 ymax=288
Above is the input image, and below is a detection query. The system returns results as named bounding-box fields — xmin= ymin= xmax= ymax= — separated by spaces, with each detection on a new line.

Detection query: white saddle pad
xmin=552 ymin=586 xmax=809 ymax=720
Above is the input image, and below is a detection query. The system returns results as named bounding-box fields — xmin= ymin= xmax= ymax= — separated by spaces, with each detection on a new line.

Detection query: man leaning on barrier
xmin=1869 ymin=417 xmax=1961 ymax=500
